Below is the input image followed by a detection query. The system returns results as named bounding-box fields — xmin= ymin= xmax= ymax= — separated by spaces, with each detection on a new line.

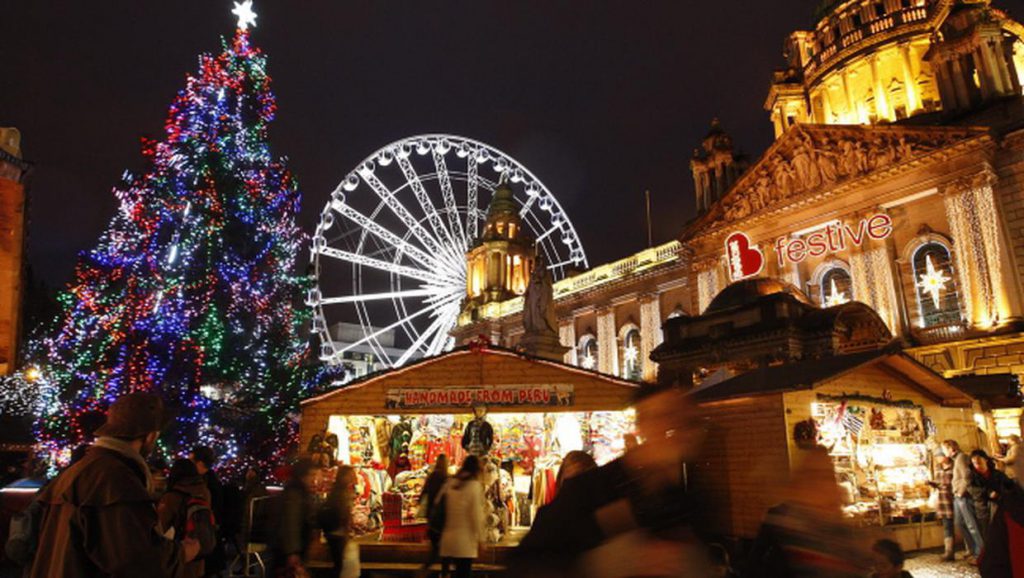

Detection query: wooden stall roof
xmin=691 ymin=350 xmax=974 ymax=407
xmin=301 ymin=345 xmax=642 ymax=415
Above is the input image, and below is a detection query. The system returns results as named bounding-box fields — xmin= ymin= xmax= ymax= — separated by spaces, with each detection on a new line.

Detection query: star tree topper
xmin=232 ymin=0 xmax=258 ymax=30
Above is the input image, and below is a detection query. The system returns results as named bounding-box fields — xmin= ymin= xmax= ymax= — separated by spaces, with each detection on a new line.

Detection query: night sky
xmin=2 ymin=0 xmax=822 ymax=288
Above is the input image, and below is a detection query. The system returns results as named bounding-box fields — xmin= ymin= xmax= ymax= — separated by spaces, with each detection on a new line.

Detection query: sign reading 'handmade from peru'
xmin=385 ymin=384 xmax=575 ymax=409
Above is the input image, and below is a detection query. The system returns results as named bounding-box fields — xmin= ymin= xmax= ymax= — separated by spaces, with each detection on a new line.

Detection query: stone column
xmin=950 ymin=57 xmax=971 ymax=109
xmin=697 ymin=266 xmax=720 ymax=314
xmin=899 ymin=43 xmax=920 ymax=113
xmin=596 ymin=307 xmax=619 ymax=376
xmin=559 ymin=320 xmax=577 ymax=366
xmin=842 ymin=69 xmax=856 ymax=122
xmin=639 ymin=294 xmax=663 ymax=382
xmin=870 ymin=53 xmax=891 ymax=121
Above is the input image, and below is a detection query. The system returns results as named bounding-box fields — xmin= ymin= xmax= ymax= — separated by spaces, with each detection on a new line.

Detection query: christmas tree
xmin=32 ymin=1 xmax=318 ymax=475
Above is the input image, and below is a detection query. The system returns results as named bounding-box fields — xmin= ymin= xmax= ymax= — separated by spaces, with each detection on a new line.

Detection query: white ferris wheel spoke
xmin=395 ymin=154 xmax=460 ymax=259
xmin=330 ymin=200 xmax=460 ymax=278
xmin=336 ymin=291 xmax=463 ymax=355
xmin=317 ymin=246 xmax=450 ymax=286
xmin=358 ymin=168 xmax=445 ymax=258
xmin=519 ymin=191 xmax=539 ymax=217
xmin=395 ymin=308 xmax=454 ymax=366
xmin=431 ymin=148 xmax=467 ymax=251
xmin=535 ymin=222 xmax=561 ymax=243
xmin=466 ymin=152 xmax=480 ymax=240
xmin=320 ymin=288 xmax=440 ymax=306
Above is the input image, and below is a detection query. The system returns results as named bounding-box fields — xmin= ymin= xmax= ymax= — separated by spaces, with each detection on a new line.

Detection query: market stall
xmin=689 ymin=349 xmax=981 ymax=551
xmin=299 ymin=345 xmax=640 ymax=562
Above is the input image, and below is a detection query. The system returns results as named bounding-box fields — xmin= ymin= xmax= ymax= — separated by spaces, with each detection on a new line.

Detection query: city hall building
xmin=456 ymin=0 xmax=1024 ymax=441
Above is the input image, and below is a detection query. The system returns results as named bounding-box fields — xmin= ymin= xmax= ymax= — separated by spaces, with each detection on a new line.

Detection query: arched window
xmin=578 ymin=336 xmax=597 ymax=370
xmin=821 ymin=267 xmax=853 ymax=307
xmin=620 ymin=329 xmax=642 ymax=381
xmin=913 ymin=242 xmax=961 ymax=327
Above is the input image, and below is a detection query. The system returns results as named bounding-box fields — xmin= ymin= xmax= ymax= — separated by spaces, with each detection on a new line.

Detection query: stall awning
xmin=691 ymin=350 xmax=974 ymax=407
xmin=301 ymin=345 xmax=642 ymax=415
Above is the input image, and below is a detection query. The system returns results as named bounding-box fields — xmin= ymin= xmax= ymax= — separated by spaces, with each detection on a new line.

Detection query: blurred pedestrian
xmin=944 ymin=440 xmax=984 ymax=559
xmin=971 ymin=449 xmax=1010 ymax=537
xmin=511 ymin=385 xmax=711 ymax=578
xmin=995 ymin=435 xmax=1021 ymax=483
xmin=928 ymin=454 xmax=956 ymax=561
xmin=158 ymin=459 xmax=217 ymax=578
xmin=745 ymin=447 xmax=867 ymax=578
xmin=978 ymin=475 xmax=1024 ymax=577
xmin=190 ymin=446 xmax=226 ymax=577
xmin=29 ymin=392 xmax=199 ymax=577
xmin=318 ymin=465 xmax=356 ymax=577
xmin=271 ymin=458 xmax=317 ymax=578
xmin=869 ymin=539 xmax=912 ymax=578
xmin=439 ymin=455 xmax=486 ymax=578
xmin=554 ymin=451 xmax=597 ymax=492
xmin=418 ymin=454 xmax=449 ymax=577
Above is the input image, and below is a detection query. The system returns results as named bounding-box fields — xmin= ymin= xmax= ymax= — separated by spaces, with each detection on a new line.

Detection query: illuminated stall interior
xmin=299 ymin=346 xmax=639 ymax=541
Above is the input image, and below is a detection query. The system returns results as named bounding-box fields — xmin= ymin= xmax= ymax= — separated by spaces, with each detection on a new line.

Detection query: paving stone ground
xmin=905 ymin=550 xmax=980 ymax=577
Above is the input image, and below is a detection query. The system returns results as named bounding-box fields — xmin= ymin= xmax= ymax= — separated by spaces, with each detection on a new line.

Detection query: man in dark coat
xmin=30 ymin=392 xmax=199 ymax=578
xmin=510 ymin=385 xmax=710 ymax=577
xmin=191 ymin=445 xmax=226 ymax=577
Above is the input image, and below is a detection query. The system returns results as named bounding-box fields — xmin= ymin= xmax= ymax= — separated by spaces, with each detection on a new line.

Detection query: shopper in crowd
xmin=271 ymin=458 xmax=317 ymax=577
xmin=319 ymin=465 xmax=356 ymax=577
xmin=995 ymin=435 xmax=1021 ymax=484
xmin=745 ymin=446 xmax=868 ymax=578
xmin=978 ymin=476 xmax=1024 ymax=577
xmin=510 ymin=384 xmax=711 ymax=578
xmin=929 ymin=454 xmax=957 ymax=561
xmin=438 ymin=455 xmax=486 ymax=578
xmin=190 ymin=446 xmax=226 ymax=577
xmin=29 ymin=392 xmax=199 ymax=577
xmin=158 ymin=459 xmax=217 ymax=578
xmin=943 ymin=439 xmax=985 ymax=559
xmin=869 ymin=539 xmax=913 ymax=578
xmin=971 ymin=448 xmax=1011 ymax=537
xmin=554 ymin=450 xmax=597 ymax=492
xmin=418 ymin=454 xmax=449 ymax=577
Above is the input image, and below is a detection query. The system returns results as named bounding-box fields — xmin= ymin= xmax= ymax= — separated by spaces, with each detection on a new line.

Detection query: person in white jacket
xmin=439 ymin=455 xmax=486 ymax=578
xmin=942 ymin=439 xmax=984 ymax=559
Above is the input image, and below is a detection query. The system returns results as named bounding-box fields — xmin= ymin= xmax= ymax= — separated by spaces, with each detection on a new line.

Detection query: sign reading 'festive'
xmin=726 ymin=214 xmax=893 ymax=281
xmin=385 ymin=385 xmax=574 ymax=409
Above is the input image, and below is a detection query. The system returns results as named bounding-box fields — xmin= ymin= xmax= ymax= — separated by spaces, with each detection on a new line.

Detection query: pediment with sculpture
xmin=691 ymin=124 xmax=990 ymax=235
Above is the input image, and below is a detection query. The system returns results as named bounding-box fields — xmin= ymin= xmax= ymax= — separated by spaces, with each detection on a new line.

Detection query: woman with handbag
xmin=439 ymin=456 xmax=485 ymax=578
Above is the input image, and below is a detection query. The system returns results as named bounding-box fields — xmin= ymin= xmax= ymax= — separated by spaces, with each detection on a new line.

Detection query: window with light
xmin=621 ymin=329 xmax=642 ymax=381
xmin=913 ymin=243 xmax=961 ymax=327
xmin=821 ymin=267 xmax=852 ymax=307
xmin=579 ymin=337 xmax=597 ymax=370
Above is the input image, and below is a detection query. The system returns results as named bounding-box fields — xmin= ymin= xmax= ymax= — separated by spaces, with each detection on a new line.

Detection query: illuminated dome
xmin=766 ymin=0 xmax=1024 ymax=137
xmin=705 ymin=278 xmax=814 ymax=314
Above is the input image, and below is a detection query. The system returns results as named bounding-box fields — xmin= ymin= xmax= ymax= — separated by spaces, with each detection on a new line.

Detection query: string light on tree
xmin=29 ymin=3 xmax=333 ymax=476
xmin=917 ymin=254 xmax=952 ymax=308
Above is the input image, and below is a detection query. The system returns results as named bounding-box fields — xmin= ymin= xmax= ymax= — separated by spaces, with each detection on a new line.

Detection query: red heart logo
xmin=724 ymin=232 xmax=764 ymax=281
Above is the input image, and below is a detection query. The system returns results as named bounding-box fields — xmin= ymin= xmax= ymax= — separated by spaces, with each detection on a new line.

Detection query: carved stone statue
xmin=524 ymin=252 xmax=558 ymax=336
xmin=518 ymin=252 xmax=569 ymax=362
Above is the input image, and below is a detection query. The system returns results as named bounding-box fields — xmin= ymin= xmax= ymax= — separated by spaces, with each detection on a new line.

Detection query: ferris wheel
xmin=310 ymin=134 xmax=589 ymax=371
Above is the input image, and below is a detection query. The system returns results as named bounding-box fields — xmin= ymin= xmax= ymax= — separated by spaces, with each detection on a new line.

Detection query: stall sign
xmin=385 ymin=384 xmax=574 ymax=410
xmin=725 ymin=213 xmax=893 ymax=281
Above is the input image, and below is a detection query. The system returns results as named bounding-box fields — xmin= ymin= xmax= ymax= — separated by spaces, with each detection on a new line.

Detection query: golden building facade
xmin=456 ymin=0 xmax=1024 ymax=439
